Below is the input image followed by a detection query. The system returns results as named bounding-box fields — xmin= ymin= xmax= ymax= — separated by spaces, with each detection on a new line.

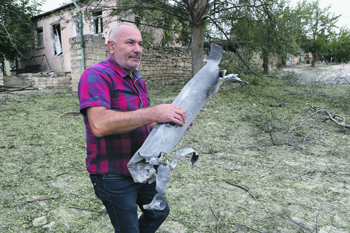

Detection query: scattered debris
xmin=58 ymin=111 xmax=80 ymax=118
xmin=43 ymin=221 xmax=55 ymax=228
xmin=33 ymin=216 xmax=47 ymax=227
xmin=0 ymin=85 xmax=37 ymax=92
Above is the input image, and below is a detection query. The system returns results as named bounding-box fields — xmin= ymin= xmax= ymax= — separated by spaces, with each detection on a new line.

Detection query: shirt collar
xmin=107 ymin=56 xmax=142 ymax=81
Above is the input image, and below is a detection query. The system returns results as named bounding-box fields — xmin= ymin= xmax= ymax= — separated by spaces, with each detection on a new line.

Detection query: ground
xmin=282 ymin=63 xmax=350 ymax=85
xmin=0 ymin=63 xmax=349 ymax=232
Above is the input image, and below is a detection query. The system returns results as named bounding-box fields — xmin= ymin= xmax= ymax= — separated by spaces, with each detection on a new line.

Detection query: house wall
xmin=18 ymin=2 xmax=117 ymax=74
xmin=19 ymin=9 xmax=80 ymax=73
xmin=16 ymin=0 xmax=174 ymax=75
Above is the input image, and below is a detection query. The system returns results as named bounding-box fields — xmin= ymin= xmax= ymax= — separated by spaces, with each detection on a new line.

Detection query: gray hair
xmin=108 ymin=22 xmax=139 ymax=42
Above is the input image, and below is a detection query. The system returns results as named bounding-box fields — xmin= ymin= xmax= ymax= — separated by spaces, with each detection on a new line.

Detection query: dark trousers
xmin=90 ymin=173 xmax=169 ymax=233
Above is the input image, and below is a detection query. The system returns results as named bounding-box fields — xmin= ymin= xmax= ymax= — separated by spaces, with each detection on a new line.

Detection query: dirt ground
xmin=0 ymin=65 xmax=349 ymax=232
xmin=282 ymin=63 xmax=350 ymax=85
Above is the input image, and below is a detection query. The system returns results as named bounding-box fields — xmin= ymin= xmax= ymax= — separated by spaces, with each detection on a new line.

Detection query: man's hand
xmin=152 ymin=104 xmax=187 ymax=126
xmin=87 ymin=104 xmax=187 ymax=137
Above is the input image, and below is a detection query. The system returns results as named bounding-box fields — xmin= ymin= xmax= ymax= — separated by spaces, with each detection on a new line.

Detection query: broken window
xmin=72 ymin=16 xmax=81 ymax=37
xmin=92 ymin=11 xmax=103 ymax=34
xmin=51 ymin=23 xmax=62 ymax=56
xmin=36 ymin=27 xmax=44 ymax=48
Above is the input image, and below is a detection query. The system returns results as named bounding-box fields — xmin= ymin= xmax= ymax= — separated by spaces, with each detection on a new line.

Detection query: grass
xmin=0 ymin=70 xmax=350 ymax=232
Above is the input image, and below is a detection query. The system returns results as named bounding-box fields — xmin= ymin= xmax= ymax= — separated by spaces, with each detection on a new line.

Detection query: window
xmin=72 ymin=16 xmax=81 ymax=37
xmin=51 ymin=23 xmax=62 ymax=56
xmin=92 ymin=11 xmax=103 ymax=34
xmin=36 ymin=27 xmax=44 ymax=48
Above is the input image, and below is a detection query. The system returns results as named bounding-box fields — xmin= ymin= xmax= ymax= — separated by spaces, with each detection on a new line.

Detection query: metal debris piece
xmin=127 ymin=44 xmax=242 ymax=210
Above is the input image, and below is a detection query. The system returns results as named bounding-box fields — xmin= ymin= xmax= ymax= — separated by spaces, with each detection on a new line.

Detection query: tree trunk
xmin=262 ymin=49 xmax=269 ymax=74
xmin=191 ymin=24 xmax=206 ymax=77
xmin=311 ymin=52 xmax=317 ymax=67
xmin=188 ymin=0 xmax=209 ymax=77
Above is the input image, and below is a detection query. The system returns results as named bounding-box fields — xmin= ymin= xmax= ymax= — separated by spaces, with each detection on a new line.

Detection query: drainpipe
xmin=117 ymin=0 xmax=120 ymax=23
xmin=72 ymin=0 xmax=85 ymax=71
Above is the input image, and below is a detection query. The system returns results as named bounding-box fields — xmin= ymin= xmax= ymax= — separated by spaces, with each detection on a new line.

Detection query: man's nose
xmin=133 ymin=44 xmax=142 ymax=53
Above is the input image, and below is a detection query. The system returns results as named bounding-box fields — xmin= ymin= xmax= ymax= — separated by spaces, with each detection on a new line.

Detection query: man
xmin=78 ymin=22 xmax=187 ymax=232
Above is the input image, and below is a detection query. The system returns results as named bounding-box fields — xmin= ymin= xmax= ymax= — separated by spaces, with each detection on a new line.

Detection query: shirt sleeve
xmin=78 ymin=66 xmax=112 ymax=115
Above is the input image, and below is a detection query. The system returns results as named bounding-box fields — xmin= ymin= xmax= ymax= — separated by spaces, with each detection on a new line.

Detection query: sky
xmin=40 ymin=0 xmax=350 ymax=29
xmin=40 ymin=0 xmax=71 ymax=12
xmin=288 ymin=0 xmax=350 ymax=30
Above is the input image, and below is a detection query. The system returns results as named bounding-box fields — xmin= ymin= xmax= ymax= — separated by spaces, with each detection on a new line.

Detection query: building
xmin=16 ymin=1 xmax=117 ymax=74
xmin=9 ymin=1 xmax=192 ymax=92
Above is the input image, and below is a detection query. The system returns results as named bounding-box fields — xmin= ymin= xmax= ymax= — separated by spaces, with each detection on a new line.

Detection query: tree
xmin=0 ymin=0 xmax=43 ymax=63
xmin=296 ymin=0 xmax=340 ymax=67
xmin=75 ymin=0 xmax=294 ymax=76
xmin=222 ymin=0 xmax=302 ymax=74
xmin=110 ymin=0 xmax=211 ymax=76
xmin=75 ymin=0 xmax=273 ymax=76
xmin=325 ymin=27 xmax=350 ymax=63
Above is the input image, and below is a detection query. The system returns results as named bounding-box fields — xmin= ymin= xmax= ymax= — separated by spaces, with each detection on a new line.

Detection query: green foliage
xmin=111 ymin=0 xmax=191 ymax=46
xmin=221 ymin=0 xmax=303 ymax=74
xmin=296 ymin=0 xmax=340 ymax=66
xmin=220 ymin=50 xmax=264 ymax=79
xmin=0 ymin=0 xmax=43 ymax=62
xmin=323 ymin=27 xmax=350 ymax=63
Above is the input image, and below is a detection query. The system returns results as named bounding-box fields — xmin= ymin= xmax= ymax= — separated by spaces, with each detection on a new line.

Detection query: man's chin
xmin=128 ymin=62 xmax=141 ymax=70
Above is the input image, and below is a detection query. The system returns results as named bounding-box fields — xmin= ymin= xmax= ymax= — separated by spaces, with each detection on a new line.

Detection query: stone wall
xmin=3 ymin=72 xmax=71 ymax=88
xmin=69 ymin=34 xmax=108 ymax=94
xmin=138 ymin=46 xmax=192 ymax=84
xmin=69 ymin=34 xmax=192 ymax=93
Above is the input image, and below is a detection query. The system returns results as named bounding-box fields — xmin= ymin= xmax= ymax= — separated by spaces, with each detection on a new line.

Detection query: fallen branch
xmin=323 ymin=111 xmax=350 ymax=129
xmin=26 ymin=196 xmax=61 ymax=202
xmin=315 ymin=202 xmax=323 ymax=233
xmin=332 ymin=164 xmax=350 ymax=173
xmin=233 ymin=223 xmax=266 ymax=233
xmin=295 ymin=109 xmax=325 ymax=129
xmin=295 ymin=108 xmax=350 ymax=130
xmin=58 ymin=111 xmax=80 ymax=118
xmin=70 ymin=193 xmax=99 ymax=200
xmin=210 ymin=207 xmax=221 ymax=233
xmin=69 ymin=206 xmax=101 ymax=213
xmin=210 ymin=206 xmax=219 ymax=220
xmin=226 ymin=181 xmax=257 ymax=201
xmin=284 ymin=163 xmax=302 ymax=181
xmin=283 ymin=212 xmax=313 ymax=233
xmin=56 ymin=172 xmax=68 ymax=177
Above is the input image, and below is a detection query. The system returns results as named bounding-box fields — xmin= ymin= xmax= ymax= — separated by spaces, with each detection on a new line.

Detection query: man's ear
xmin=107 ymin=40 xmax=114 ymax=54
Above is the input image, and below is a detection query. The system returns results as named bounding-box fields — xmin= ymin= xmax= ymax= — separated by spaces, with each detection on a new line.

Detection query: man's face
xmin=109 ymin=25 xmax=142 ymax=75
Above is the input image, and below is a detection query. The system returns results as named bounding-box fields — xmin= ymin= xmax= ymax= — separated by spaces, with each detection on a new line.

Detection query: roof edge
xmin=32 ymin=2 xmax=75 ymax=20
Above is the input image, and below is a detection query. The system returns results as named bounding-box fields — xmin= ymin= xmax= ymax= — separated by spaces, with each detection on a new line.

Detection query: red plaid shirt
xmin=78 ymin=57 xmax=150 ymax=175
